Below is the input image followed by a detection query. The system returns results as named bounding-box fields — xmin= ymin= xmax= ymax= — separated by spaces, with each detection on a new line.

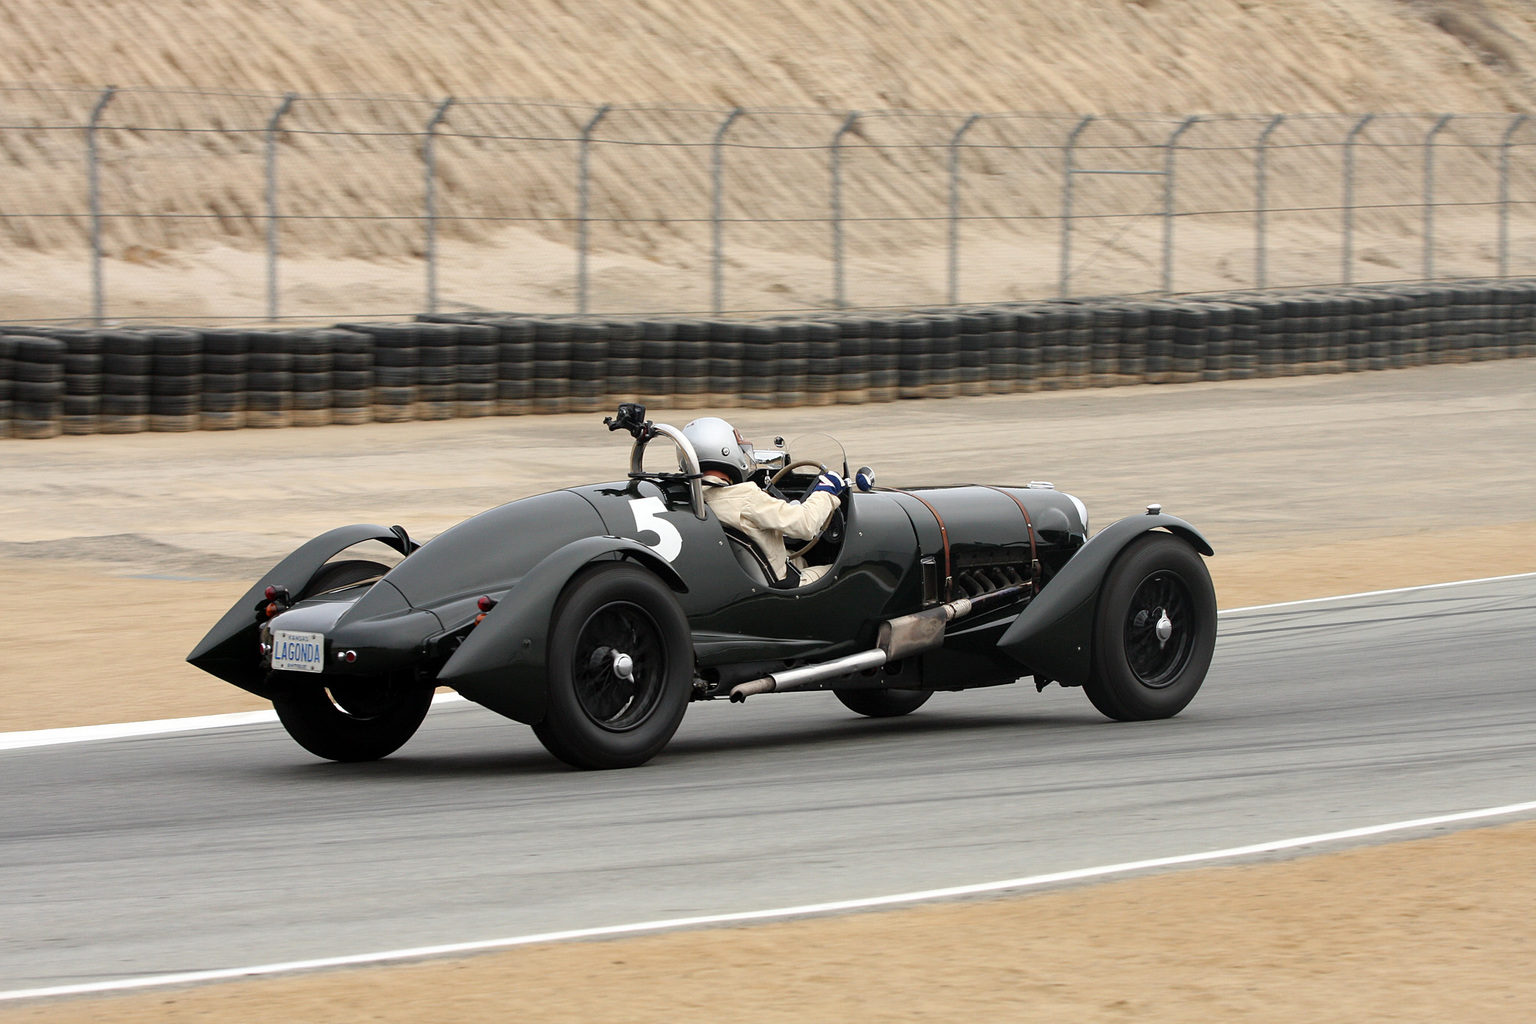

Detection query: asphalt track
xmin=2 ymin=577 xmax=1534 ymax=993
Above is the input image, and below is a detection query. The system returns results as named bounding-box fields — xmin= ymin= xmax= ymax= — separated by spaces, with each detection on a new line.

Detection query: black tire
xmin=273 ymin=675 xmax=433 ymax=763
xmin=532 ymin=563 xmax=692 ymax=770
xmin=833 ymin=687 xmax=933 ymax=718
xmin=1083 ymin=532 xmax=1216 ymax=722
xmin=272 ymin=558 xmax=427 ymax=762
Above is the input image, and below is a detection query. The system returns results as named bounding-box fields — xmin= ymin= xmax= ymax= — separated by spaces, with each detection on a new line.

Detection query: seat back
xmin=722 ymin=525 xmax=773 ymax=586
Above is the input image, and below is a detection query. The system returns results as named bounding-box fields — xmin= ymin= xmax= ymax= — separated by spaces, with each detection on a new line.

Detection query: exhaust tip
xmin=729 ymin=677 xmax=778 ymax=702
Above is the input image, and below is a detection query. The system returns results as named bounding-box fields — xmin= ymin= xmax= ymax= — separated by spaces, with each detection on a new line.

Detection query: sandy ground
xmin=11 ymin=0 xmax=1536 ymax=113
xmin=3 ymin=819 xmax=1532 ymax=1022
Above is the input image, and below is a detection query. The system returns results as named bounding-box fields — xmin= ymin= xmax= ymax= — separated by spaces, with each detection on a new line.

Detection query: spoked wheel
xmin=833 ymin=687 xmax=933 ymax=718
xmin=273 ymin=674 xmax=434 ymax=762
xmin=533 ymin=563 xmax=693 ymax=770
xmin=1083 ymin=532 xmax=1216 ymax=722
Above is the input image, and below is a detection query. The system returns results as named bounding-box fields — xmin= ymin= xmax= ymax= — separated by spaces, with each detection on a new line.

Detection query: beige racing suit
xmin=702 ymin=480 xmax=837 ymax=586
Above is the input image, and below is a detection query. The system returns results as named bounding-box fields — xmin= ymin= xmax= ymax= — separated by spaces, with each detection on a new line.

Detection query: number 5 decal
xmin=629 ymin=496 xmax=683 ymax=562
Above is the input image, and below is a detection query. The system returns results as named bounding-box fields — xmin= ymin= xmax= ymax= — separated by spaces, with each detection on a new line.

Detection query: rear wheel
xmin=532 ymin=563 xmax=693 ymax=770
xmin=834 ymin=687 xmax=933 ymax=718
xmin=1083 ymin=532 xmax=1216 ymax=721
xmin=274 ymin=675 xmax=434 ymax=762
xmin=272 ymin=558 xmax=431 ymax=762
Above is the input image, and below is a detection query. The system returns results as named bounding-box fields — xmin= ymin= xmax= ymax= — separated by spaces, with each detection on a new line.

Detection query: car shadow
xmin=664 ymin=708 xmax=1097 ymax=759
xmin=247 ymin=706 xmax=1103 ymax=782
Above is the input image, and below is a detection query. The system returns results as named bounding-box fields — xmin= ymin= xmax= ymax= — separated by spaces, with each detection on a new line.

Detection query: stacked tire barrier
xmin=6 ymin=336 xmax=66 ymax=439
xmin=3 ymin=280 xmax=1535 ymax=439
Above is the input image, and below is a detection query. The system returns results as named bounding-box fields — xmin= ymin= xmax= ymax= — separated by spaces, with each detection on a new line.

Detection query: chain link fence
xmin=3 ymin=84 xmax=1536 ymax=322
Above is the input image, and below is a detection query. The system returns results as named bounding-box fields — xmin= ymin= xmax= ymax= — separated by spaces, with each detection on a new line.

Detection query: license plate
xmin=271 ymin=631 xmax=325 ymax=673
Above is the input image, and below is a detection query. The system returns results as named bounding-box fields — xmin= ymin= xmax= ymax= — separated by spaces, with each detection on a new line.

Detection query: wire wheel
xmin=534 ymin=563 xmax=693 ymax=770
xmin=1121 ymin=571 xmax=1196 ymax=688
xmin=1084 ymin=532 xmax=1216 ymax=722
xmin=571 ymin=602 xmax=667 ymax=731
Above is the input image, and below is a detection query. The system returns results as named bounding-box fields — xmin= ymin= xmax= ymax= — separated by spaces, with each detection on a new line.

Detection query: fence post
xmin=1254 ymin=114 xmax=1284 ymax=290
xmin=1423 ymin=114 xmax=1453 ymax=281
xmin=1341 ymin=114 xmax=1374 ymax=286
xmin=946 ymin=113 xmax=981 ymax=305
xmin=86 ymin=86 xmax=116 ymax=326
xmin=264 ymin=92 xmax=297 ymax=323
xmin=1500 ymin=114 xmax=1526 ymax=279
xmin=1059 ymin=115 xmax=1093 ymax=299
xmin=710 ymin=107 xmax=744 ymax=313
xmin=1162 ymin=115 xmax=1199 ymax=295
xmin=422 ymin=96 xmax=455 ymax=315
xmin=830 ymin=111 xmax=860 ymax=309
xmin=575 ymin=103 xmax=611 ymax=315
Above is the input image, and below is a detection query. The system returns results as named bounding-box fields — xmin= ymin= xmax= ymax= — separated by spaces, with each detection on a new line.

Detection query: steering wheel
xmin=767 ymin=459 xmax=842 ymax=560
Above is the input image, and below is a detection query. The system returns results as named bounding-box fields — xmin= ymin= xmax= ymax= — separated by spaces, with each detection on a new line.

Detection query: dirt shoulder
xmin=4 ymin=817 xmax=1532 ymax=1023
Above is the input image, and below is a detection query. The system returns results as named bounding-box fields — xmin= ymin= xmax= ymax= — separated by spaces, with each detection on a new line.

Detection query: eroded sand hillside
xmin=9 ymin=0 xmax=1536 ymax=317
xmin=6 ymin=0 xmax=1536 ymax=112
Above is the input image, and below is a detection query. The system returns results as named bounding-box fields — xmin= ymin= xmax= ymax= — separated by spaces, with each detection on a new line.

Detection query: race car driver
xmin=681 ymin=416 xmax=845 ymax=587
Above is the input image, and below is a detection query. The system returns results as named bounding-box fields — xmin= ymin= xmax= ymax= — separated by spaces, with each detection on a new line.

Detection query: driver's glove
xmin=812 ymin=471 xmax=847 ymax=497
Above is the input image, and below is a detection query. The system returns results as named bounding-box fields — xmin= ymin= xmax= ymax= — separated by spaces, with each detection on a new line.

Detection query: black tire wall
xmin=2 ymin=279 xmax=1534 ymax=437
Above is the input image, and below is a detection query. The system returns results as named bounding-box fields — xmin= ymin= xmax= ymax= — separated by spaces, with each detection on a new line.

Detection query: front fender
xmin=436 ymin=536 xmax=686 ymax=725
xmin=186 ymin=524 xmax=415 ymax=694
xmin=995 ymin=514 xmax=1212 ymax=686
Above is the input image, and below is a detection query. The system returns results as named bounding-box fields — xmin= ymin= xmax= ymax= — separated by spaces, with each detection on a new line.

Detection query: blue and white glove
xmin=812 ymin=471 xmax=847 ymax=497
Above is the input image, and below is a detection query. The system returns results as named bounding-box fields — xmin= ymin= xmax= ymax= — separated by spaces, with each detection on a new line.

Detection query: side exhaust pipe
xmin=728 ymin=649 xmax=889 ymax=701
xmin=729 ymin=584 xmax=1028 ymax=701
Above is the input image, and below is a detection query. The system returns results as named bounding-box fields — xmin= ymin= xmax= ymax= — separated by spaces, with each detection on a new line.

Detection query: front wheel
xmin=1083 ymin=532 xmax=1216 ymax=722
xmin=532 ymin=563 xmax=693 ymax=770
xmin=273 ymin=675 xmax=435 ymax=762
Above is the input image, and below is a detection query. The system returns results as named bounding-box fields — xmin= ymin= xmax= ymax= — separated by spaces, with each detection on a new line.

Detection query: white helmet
xmin=682 ymin=416 xmax=756 ymax=483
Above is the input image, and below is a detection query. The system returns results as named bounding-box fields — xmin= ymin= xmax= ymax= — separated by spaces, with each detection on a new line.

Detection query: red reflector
xmin=265 ymin=585 xmax=277 ymax=600
xmin=477 ymin=596 xmax=495 ymax=612
xmin=344 ymin=650 xmax=357 ymax=663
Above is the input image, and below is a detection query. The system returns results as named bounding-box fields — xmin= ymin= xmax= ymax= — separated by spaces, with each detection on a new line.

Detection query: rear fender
xmin=996 ymin=514 xmax=1212 ymax=686
xmin=436 ymin=536 xmax=686 ymax=725
xmin=185 ymin=524 xmax=415 ymax=695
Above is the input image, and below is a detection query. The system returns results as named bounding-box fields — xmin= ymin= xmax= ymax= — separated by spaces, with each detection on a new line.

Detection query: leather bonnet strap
xmin=975 ymin=485 xmax=1042 ymax=594
xmin=879 ymin=486 xmax=952 ymax=602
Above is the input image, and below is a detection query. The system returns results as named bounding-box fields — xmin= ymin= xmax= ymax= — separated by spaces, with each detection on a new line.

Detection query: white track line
xmin=3 ymin=571 xmax=1532 ymax=752
xmin=1217 ymin=569 xmax=1536 ymax=615
xmin=3 ymin=798 xmax=1533 ymax=1004
xmin=0 ymin=693 xmax=464 ymax=752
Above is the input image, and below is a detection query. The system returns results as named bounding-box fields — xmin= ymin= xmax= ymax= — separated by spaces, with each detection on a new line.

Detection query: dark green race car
xmin=189 ymin=404 xmax=1216 ymax=769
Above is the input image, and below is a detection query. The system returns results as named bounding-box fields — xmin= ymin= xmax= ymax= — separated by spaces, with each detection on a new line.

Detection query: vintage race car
xmin=188 ymin=404 xmax=1217 ymax=768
